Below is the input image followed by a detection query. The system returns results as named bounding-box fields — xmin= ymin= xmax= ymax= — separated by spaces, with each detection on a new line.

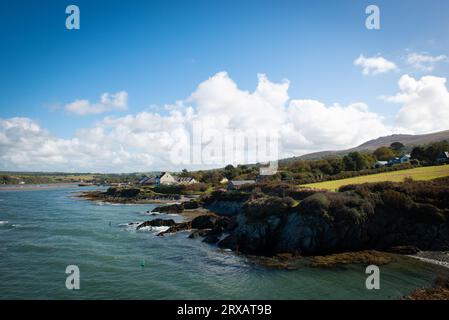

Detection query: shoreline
xmin=75 ymin=190 xmax=209 ymax=221
xmin=407 ymin=251 xmax=449 ymax=269
xmin=0 ymin=182 xmax=83 ymax=191
xmin=74 ymin=189 xmax=449 ymax=273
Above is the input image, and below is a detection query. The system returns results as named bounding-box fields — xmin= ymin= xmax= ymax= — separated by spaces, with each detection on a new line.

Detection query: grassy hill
xmin=303 ymin=165 xmax=449 ymax=191
xmin=281 ymin=129 xmax=449 ymax=162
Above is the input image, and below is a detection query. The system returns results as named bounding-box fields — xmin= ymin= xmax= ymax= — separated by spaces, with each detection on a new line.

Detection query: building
xmin=138 ymin=176 xmax=150 ymax=184
xmin=227 ymin=180 xmax=256 ymax=190
xmin=155 ymin=172 xmax=177 ymax=185
xmin=176 ymin=177 xmax=198 ymax=185
xmin=388 ymin=154 xmax=411 ymax=166
xmin=138 ymin=172 xmax=176 ymax=186
xmin=373 ymin=161 xmax=388 ymax=169
xmin=436 ymin=151 xmax=449 ymax=164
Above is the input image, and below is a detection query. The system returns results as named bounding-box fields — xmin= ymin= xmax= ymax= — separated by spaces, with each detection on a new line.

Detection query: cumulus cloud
xmin=65 ymin=91 xmax=128 ymax=115
xmin=1 ymin=73 xmax=393 ymax=172
xmin=354 ymin=54 xmax=398 ymax=75
xmin=383 ymin=74 xmax=449 ymax=134
xmin=283 ymin=101 xmax=388 ymax=155
xmin=406 ymin=52 xmax=448 ymax=72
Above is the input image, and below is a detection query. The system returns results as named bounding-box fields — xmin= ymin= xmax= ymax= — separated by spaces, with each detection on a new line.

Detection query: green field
xmin=303 ymin=165 xmax=449 ymax=191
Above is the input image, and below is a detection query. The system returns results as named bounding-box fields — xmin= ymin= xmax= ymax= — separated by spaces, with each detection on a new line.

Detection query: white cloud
xmin=283 ymin=101 xmax=388 ymax=155
xmin=0 ymin=72 xmax=395 ymax=172
xmin=406 ymin=52 xmax=448 ymax=72
xmin=65 ymin=91 xmax=128 ymax=115
xmin=384 ymin=74 xmax=449 ymax=134
xmin=354 ymin=54 xmax=398 ymax=75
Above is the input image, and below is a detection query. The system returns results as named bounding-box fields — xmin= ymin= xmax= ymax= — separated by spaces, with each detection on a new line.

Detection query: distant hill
xmin=281 ymin=129 xmax=449 ymax=163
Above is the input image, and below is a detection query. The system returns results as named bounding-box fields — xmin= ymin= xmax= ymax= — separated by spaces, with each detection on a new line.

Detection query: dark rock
xmin=106 ymin=187 xmax=140 ymax=198
xmin=151 ymin=203 xmax=184 ymax=214
xmin=136 ymin=219 xmax=176 ymax=230
xmin=157 ymin=221 xmax=192 ymax=236
xmin=208 ymin=226 xmax=224 ymax=236
xmin=188 ymin=229 xmax=210 ymax=239
xmin=183 ymin=200 xmax=200 ymax=210
xmin=216 ymin=216 xmax=234 ymax=229
xmin=191 ymin=215 xmax=218 ymax=229
xmin=217 ymin=235 xmax=238 ymax=251
xmin=203 ymin=234 xmax=220 ymax=244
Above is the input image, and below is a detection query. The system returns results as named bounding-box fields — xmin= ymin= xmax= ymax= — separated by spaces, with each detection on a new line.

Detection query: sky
xmin=1 ymin=0 xmax=449 ymax=172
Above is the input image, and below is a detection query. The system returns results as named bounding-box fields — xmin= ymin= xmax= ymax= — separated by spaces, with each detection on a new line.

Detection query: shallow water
xmin=0 ymin=186 xmax=447 ymax=299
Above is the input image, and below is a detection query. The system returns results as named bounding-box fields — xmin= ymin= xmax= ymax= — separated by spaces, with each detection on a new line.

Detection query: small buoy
xmin=141 ymin=259 xmax=145 ymax=267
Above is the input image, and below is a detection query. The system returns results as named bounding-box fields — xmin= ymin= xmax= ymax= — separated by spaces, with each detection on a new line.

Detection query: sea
xmin=0 ymin=185 xmax=447 ymax=299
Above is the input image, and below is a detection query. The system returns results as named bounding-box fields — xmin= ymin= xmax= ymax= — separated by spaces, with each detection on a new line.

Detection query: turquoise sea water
xmin=0 ymin=185 xmax=448 ymax=300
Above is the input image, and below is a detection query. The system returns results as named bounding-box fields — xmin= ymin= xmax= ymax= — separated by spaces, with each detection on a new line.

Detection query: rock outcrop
xmin=151 ymin=199 xmax=201 ymax=214
xmin=217 ymin=178 xmax=449 ymax=256
xmin=152 ymin=203 xmax=184 ymax=214
xmin=136 ymin=219 xmax=177 ymax=230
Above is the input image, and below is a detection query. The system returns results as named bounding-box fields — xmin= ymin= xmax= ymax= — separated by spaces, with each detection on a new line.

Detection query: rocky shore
xmin=82 ymin=178 xmax=449 ymax=292
xmin=404 ymin=277 xmax=449 ymax=300
xmin=407 ymin=251 xmax=449 ymax=269
xmin=78 ymin=187 xmax=190 ymax=204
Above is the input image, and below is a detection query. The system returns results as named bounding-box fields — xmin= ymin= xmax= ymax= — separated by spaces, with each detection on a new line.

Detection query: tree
xmin=224 ymin=164 xmax=239 ymax=179
xmin=343 ymin=155 xmax=357 ymax=171
xmin=343 ymin=152 xmax=375 ymax=171
xmin=411 ymin=141 xmax=449 ymax=163
xmin=328 ymin=157 xmax=344 ymax=174
xmin=411 ymin=146 xmax=426 ymax=161
xmin=373 ymin=147 xmax=396 ymax=161
xmin=390 ymin=142 xmax=405 ymax=152
xmin=316 ymin=160 xmax=334 ymax=175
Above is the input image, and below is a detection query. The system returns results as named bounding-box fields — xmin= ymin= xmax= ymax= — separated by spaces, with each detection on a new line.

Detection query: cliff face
xmin=217 ymin=178 xmax=449 ymax=255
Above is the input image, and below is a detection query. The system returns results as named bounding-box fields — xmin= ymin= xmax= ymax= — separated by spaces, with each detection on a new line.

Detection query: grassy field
xmin=303 ymin=165 xmax=449 ymax=191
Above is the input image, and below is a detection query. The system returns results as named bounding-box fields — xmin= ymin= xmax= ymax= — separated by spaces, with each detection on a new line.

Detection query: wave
xmin=0 ymin=220 xmax=8 ymax=226
xmin=137 ymin=225 xmax=170 ymax=233
xmin=118 ymin=221 xmax=142 ymax=229
xmin=143 ymin=211 xmax=160 ymax=216
xmin=117 ymin=221 xmax=169 ymax=234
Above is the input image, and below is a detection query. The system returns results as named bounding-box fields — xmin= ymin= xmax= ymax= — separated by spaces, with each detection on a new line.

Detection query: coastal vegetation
xmin=303 ymin=165 xmax=449 ymax=191
xmin=209 ymin=177 xmax=449 ymax=256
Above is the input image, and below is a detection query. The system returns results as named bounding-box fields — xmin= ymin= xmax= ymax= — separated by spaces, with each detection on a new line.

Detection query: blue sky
xmin=1 ymin=0 xmax=449 ymax=172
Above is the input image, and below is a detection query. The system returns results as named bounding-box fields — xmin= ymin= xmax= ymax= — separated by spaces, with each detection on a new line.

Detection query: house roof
xmin=229 ymin=180 xmax=256 ymax=186
xmin=138 ymin=176 xmax=150 ymax=184
xmin=439 ymin=151 xmax=449 ymax=158
xmin=176 ymin=177 xmax=196 ymax=182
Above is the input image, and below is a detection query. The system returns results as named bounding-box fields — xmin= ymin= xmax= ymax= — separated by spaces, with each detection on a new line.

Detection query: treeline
xmin=410 ymin=141 xmax=449 ymax=164
xmin=181 ymin=140 xmax=448 ymax=186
